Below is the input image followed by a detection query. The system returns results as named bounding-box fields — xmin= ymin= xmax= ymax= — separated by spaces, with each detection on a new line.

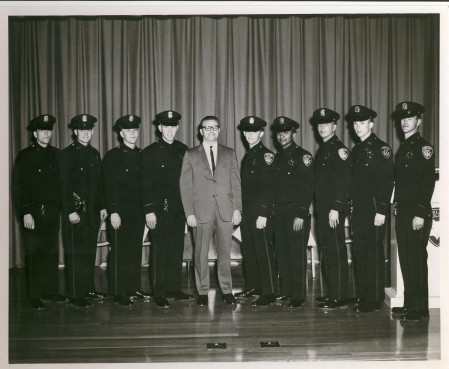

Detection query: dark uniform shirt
xmin=351 ymin=133 xmax=394 ymax=216
xmin=60 ymin=140 xmax=105 ymax=215
xmin=140 ymin=139 xmax=188 ymax=214
xmin=275 ymin=142 xmax=314 ymax=219
xmin=241 ymin=142 xmax=276 ymax=218
xmin=394 ymin=132 xmax=435 ymax=218
xmin=12 ymin=142 xmax=61 ymax=216
xmin=314 ymin=135 xmax=351 ymax=213
xmin=102 ymin=144 xmax=142 ymax=214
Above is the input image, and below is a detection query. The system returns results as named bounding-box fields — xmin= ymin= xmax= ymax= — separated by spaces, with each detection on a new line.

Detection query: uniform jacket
xmin=314 ymin=135 xmax=351 ymax=213
xmin=102 ymin=143 xmax=142 ymax=214
xmin=351 ymin=133 xmax=394 ymax=216
xmin=180 ymin=143 xmax=242 ymax=223
xmin=12 ymin=142 xmax=61 ymax=217
xmin=140 ymin=138 xmax=188 ymax=214
xmin=394 ymin=132 xmax=435 ymax=218
xmin=275 ymin=142 xmax=314 ymax=219
xmin=60 ymin=140 xmax=105 ymax=215
xmin=241 ymin=142 xmax=276 ymax=217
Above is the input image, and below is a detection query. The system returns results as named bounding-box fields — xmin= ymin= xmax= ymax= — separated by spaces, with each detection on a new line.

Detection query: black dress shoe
xmin=166 ymin=291 xmax=195 ymax=301
xmin=154 ymin=297 xmax=170 ymax=308
xmin=252 ymin=294 xmax=276 ymax=307
xmin=277 ymin=295 xmax=292 ymax=302
xmin=392 ymin=306 xmax=409 ymax=315
xmin=223 ymin=293 xmax=236 ymax=305
xmin=401 ymin=310 xmax=429 ymax=321
xmin=347 ymin=297 xmax=363 ymax=305
xmin=129 ymin=290 xmax=152 ymax=300
xmin=314 ymin=296 xmax=329 ymax=304
xmin=114 ymin=295 xmax=134 ymax=306
xmin=356 ymin=301 xmax=382 ymax=313
xmin=69 ymin=298 xmax=93 ymax=308
xmin=235 ymin=288 xmax=262 ymax=298
xmin=287 ymin=299 xmax=305 ymax=308
xmin=86 ymin=291 xmax=107 ymax=300
xmin=317 ymin=299 xmax=348 ymax=310
xmin=31 ymin=298 xmax=44 ymax=310
xmin=197 ymin=295 xmax=208 ymax=306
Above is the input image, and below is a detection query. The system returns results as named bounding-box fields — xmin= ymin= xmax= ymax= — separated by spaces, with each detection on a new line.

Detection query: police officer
xmin=312 ymin=108 xmax=351 ymax=310
xmin=140 ymin=110 xmax=194 ymax=308
xmin=236 ymin=116 xmax=277 ymax=306
xmin=60 ymin=114 xmax=108 ymax=308
xmin=12 ymin=114 xmax=68 ymax=309
xmin=102 ymin=114 xmax=150 ymax=306
xmin=392 ymin=101 xmax=435 ymax=321
xmin=272 ymin=116 xmax=314 ymax=308
xmin=348 ymin=105 xmax=394 ymax=312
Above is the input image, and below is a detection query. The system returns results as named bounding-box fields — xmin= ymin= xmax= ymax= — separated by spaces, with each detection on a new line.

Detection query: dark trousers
xmin=150 ymin=208 xmax=185 ymax=298
xmin=23 ymin=203 xmax=60 ymax=299
xmin=396 ymin=202 xmax=432 ymax=311
xmin=240 ymin=205 xmax=277 ymax=296
xmin=107 ymin=205 xmax=145 ymax=296
xmin=351 ymin=201 xmax=386 ymax=303
xmin=62 ymin=212 xmax=100 ymax=298
xmin=316 ymin=208 xmax=349 ymax=301
xmin=273 ymin=205 xmax=310 ymax=300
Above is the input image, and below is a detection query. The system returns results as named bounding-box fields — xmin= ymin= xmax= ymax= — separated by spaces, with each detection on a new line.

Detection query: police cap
xmin=114 ymin=114 xmax=142 ymax=130
xmin=271 ymin=116 xmax=300 ymax=132
xmin=347 ymin=105 xmax=377 ymax=122
xmin=395 ymin=101 xmax=425 ymax=119
xmin=70 ymin=114 xmax=97 ymax=130
xmin=28 ymin=114 xmax=56 ymax=131
xmin=238 ymin=116 xmax=267 ymax=132
xmin=312 ymin=108 xmax=340 ymax=124
xmin=156 ymin=110 xmax=181 ymax=126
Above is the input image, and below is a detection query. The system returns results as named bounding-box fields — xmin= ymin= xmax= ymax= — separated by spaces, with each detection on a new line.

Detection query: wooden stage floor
xmin=9 ymin=262 xmax=440 ymax=364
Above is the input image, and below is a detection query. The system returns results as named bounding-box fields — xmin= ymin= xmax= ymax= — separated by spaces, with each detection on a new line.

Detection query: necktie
xmin=210 ymin=146 xmax=216 ymax=174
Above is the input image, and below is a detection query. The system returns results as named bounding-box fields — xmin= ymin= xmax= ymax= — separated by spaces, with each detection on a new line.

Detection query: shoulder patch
xmin=338 ymin=148 xmax=349 ymax=161
xmin=303 ymin=154 xmax=312 ymax=167
xmin=381 ymin=146 xmax=391 ymax=159
xmin=422 ymin=146 xmax=433 ymax=160
xmin=264 ymin=153 xmax=274 ymax=165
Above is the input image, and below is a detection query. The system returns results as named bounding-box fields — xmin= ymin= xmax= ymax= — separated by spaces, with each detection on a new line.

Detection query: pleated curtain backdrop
xmin=9 ymin=14 xmax=439 ymax=268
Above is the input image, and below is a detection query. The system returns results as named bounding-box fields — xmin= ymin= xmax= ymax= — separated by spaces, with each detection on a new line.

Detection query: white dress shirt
xmin=203 ymin=141 xmax=218 ymax=173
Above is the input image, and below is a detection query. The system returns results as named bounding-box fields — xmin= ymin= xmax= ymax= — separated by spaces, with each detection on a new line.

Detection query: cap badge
xmin=402 ymin=102 xmax=408 ymax=110
xmin=355 ymin=106 xmax=360 ymax=113
xmin=129 ymin=115 xmax=134 ymax=122
xmin=280 ymin=117 xmax=284 ymax=124
xmin=303 ymin=154 xmax=312 ymax=167
xmin=82 ymin=115 xmax=87 ymax=122
xmin=168 ymin=111 xmax=173 ymax=118
xmin=249 ymin=117 xmax=254 ymax=124
xmin=44 ymin=115 xmax=48 ymax=122
xmin=320 ymin=109 xmax=325 ymax=117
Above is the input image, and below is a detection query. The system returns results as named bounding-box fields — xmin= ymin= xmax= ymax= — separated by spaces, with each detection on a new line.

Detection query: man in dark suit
xmin=140 ymin=110 xmax=194 ymax=308
xmin=180 ymin=116 xmax=242 ymax=306
xmin=60 ymin=114 xmax=108 ymax=308
xmin=102 ymin=114 xmax=151 ymax=306
xmin=392 ymin=101 xmax=435 ymax=321
xmin=12 ymin=114 xmax=68 ymax=309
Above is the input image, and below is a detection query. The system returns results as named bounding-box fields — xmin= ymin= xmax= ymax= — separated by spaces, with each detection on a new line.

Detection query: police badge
xmin=338 ymin=148 xmax=349 ymax=160
xmin=381 ymin=146 xmax=391 ymax=159
xmin=264 ymin=153 xmax=274 ymax=165
xmin=303 ymin=154 xmax=312 ymax=167
xmin=422 ymin=146 xmax=433 ymax=160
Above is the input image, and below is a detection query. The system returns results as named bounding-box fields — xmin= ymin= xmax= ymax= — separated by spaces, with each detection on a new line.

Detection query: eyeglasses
xmin=202 ymin=126 xmax=220 ymax=132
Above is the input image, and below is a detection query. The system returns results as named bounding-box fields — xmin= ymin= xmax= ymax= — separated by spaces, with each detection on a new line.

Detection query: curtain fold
xmin=9 ymin=14 xmax=439 ymax=268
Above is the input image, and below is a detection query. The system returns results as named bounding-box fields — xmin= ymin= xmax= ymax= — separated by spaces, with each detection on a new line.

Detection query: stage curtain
xmin=9 ymin=14 xmax=439 ymax=268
